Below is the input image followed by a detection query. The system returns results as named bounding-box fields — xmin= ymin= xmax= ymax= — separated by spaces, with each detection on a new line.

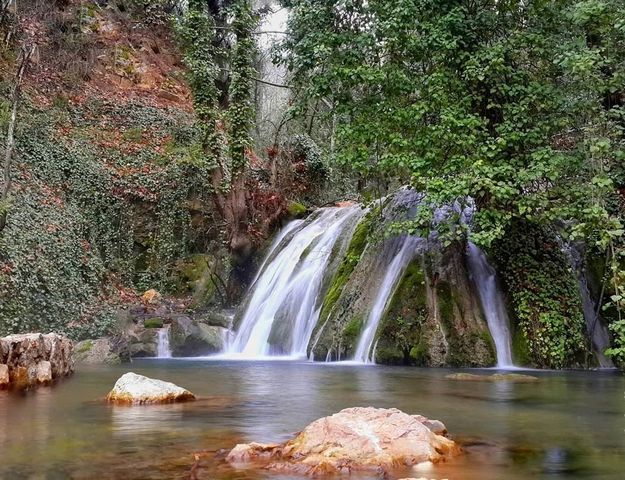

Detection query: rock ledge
xmin=0 ymin=333 xmax=73 ymax=389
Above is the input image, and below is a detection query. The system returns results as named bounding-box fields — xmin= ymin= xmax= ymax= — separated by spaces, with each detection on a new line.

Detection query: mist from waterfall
xmin=466 ymin=242 xmax=514 ymax=368
xmin=353 ymin=236 xmax=422 ymax=364
xmin=227 ymin=206 xmax=364 ymax=358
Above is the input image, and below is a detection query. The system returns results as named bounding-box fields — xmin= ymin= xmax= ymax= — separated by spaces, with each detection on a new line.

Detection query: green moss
xmin=287 ymin=201 xmax=307 ymax=218
xmin=375 ymin=260 xmax=428 ymax=365
xmin=318 ymin=211 xmax=374 ymax=321
xmin=409 ymin=338 xmax=429 ymax=364
xmin=76 ymin=340 xmax=93 ymax=354
xmin=512 ymin=326 xmax=532 ymax=366
xmin=170 ymin=254 xmax=217 ymax=307
xmin=436 ymin=281 xmax=455 ymax=326
xmin=144 ymin=318 xmax=164 ymax=329
xmin=342 ymin=316 xmax=363 ymax=345
xmin=437 ymin=279 xmax=495 ymax=367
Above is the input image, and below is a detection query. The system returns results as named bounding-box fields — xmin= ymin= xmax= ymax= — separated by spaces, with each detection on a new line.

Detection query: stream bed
xmin=0 ymin=360 xmax=623 ymax=479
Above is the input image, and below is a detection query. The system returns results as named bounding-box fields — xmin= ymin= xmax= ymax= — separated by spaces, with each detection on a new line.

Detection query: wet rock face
xmin=227 ymin=407 xmax=459 ymax=475
xmin=106 ymin=372 xmax=196 ymax=405
xmin=0 ymin=333 xmax=73 ymax=389
xmin=169 ymin=317 xmax=225 ymax=356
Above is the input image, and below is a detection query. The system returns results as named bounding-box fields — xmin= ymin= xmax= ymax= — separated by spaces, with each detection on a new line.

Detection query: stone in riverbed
xmin=445 ymin=372 xmax=539 ymax=383
xmin=226 ymin=407 xmax=459 ymax=475
xmin=106 ymin=372 xmax=196 ymax=405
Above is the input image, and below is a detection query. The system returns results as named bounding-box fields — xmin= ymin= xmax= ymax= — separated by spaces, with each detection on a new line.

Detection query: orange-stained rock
xmin=141 ymin=289 xmax=162 ymax=304
xmin=227 ymin=407 xmax=459 ymax=475
xmin=0 ymin=333 xmax=73 ymax=390
xmin=106 ymin=372 xmax=196 ymax=405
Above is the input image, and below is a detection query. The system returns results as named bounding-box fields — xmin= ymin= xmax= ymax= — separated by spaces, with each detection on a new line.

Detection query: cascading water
xmin=566 ymin=243 xmax=614 ymax=368
xmin=466 ymin=242 xmax=514 ymax=368
xmin=157 ymin=325 xmax=172 ymax=358
xmin=353 ymin=236 xmax=421 ymax=363
xmin=227 ymin=206 xmax=363 ymax=358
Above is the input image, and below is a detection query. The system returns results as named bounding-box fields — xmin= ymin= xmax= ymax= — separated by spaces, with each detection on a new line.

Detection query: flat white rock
xmin=106 ymin=372 xmax=195 ymax=405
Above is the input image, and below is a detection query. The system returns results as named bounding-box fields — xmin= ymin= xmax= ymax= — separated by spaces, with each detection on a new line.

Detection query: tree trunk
xmin=0 ymin=44 xmax=35 ymax=233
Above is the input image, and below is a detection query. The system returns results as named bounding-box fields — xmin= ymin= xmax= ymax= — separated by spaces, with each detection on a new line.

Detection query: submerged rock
xmin=0 ymin=333 xmax=73 ymax=389
xmin=106 ymin=372 xmax=196 ymax=405
xmin=445 ymin=372 xmax=539 ymax=383
xmin=227 ymin=407 xmax=459 ymax=475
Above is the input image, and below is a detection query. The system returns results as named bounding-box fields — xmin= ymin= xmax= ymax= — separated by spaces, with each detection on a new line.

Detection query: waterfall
xmin=466 ymin=242 xmax=514 ymax=368
xmin=566 ymin=243 xmax=614 ymax=368
xmin=228 ymin=206 xmax=363 ymax=358
xmin=353 ymin=236 xmax=421 ymax=363
xmin=157 ymin=325 xmax=172 ymax=358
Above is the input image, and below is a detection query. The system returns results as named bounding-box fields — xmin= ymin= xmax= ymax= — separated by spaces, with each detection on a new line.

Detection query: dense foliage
xmin=0 ymin=96 xmax=219 ymax=339
xmin=279 ymin=0 xmax=625 ymax=365
xmin=492 ymin=221 xmax=588 ymax=368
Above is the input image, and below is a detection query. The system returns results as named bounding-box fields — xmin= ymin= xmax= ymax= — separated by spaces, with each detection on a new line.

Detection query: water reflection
xmin=0 ymin=362 xmax=623 ymax=480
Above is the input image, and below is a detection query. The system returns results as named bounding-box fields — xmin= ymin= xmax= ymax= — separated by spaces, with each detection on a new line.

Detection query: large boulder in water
xmin=0 ymin=333 xmax=73 ymax=389
xmin=106 ymin=372 xmax=196 ymax=405
xmin=128 ymin=327 xmax=159 ymax=358
xmin=227 ymin=407 xmax=459 ymax=475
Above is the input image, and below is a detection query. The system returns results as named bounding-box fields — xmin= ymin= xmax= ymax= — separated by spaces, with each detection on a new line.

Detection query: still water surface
xmin=0 ymin=360 xmax=623 ymax=479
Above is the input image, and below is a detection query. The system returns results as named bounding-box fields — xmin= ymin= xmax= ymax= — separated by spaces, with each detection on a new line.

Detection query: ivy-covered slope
xmin=0 ymin=1 xmax=224 ymax=338
xmin=490 ymin=221 xmax=588 ymax=368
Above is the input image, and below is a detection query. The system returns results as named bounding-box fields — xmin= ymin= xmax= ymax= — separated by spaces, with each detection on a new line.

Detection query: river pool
xmin=0 ymin=360 xmax=623 ymax=479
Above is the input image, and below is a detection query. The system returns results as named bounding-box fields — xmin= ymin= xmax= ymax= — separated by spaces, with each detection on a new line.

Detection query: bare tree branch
xmin=0 ymin=44 xmax=35 ymax=233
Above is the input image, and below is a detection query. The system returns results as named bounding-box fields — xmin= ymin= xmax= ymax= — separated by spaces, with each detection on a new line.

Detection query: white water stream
xmin=352 ymin=236 xmax=421 ymax=364
xmin=156 ymin=325 xmax=172 ymax=358
xmin=466 ymin=242 xmax=514 ymax=368
xmin=227 ymin=206 xmax=363 ymax=358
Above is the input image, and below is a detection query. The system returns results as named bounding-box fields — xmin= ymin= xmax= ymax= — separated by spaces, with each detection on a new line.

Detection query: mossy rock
xmin=170 ymin=254 xmax=218 ymax=307
xmin=75 ymin=340 xmax=94 ymax=354
xmin=318 ymin=211 xmax=374 ymax=322
xmin=74 ymin=338 xmax=126 ymax=365
xmin=144 ymin=318 xmax=164 ymax=329
xmin=169 ymin=316 xmax=224 ymax=356
xmin=375 ymin=259 xmax=428 ymax=365
xmin=287 ymin=201 xmax=308 ymax=218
